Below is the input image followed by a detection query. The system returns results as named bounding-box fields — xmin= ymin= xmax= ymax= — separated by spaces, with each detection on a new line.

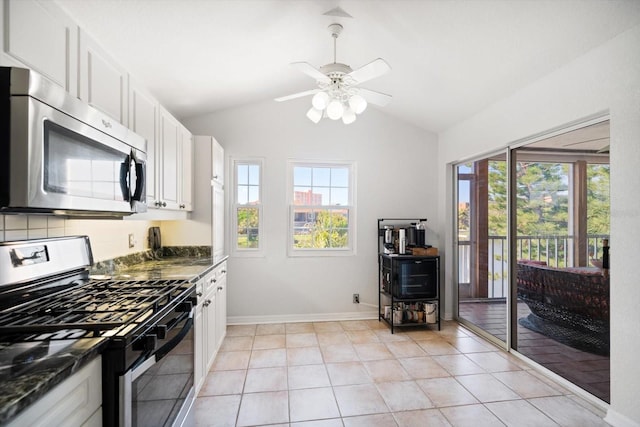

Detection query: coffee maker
xmin=383 ymin=226 xmax=395 ymax=254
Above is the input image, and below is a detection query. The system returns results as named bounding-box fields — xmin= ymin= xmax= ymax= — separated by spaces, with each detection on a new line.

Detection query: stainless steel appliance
xmin=0 ymin=236 xmax=195 ymax=427
xmin=0 ymin=67 xmax=147 ymax=216
xmin=383 ymin=225 xmax=395 ymax=254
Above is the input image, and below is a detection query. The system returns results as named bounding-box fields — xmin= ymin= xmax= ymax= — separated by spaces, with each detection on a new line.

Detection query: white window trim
xmin=230 ymin=157 xmax=265 ymax=257
xmin=287 ymin=159 xmax=357 ymax=257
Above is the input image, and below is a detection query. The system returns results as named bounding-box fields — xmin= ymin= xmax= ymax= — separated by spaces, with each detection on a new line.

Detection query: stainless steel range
xmin=0 ymin=236 xmax=196 ymax=427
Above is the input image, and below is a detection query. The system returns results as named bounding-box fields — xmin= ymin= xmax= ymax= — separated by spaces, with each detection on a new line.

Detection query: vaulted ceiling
xmin=55 ymin=0 xmax=640 ymax=133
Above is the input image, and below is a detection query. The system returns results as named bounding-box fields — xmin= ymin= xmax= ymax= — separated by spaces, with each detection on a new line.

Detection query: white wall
xmin=184 ymin=99 xmax=438 ymax=323
xmin=438 ymin=24 xmax=640 ymax=427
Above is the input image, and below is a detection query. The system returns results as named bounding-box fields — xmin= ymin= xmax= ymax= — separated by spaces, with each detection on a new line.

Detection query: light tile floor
xmin=194 ymin=320 xmax=610 ymax=427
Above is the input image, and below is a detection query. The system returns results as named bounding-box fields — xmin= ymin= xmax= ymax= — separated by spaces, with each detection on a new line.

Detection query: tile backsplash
xmin=0 ymin=214 xmax=159 ymax=262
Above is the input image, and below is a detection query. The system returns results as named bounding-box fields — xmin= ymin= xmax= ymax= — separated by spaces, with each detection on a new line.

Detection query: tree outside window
xmin=233 ymin=160 xmax=263 ymax=252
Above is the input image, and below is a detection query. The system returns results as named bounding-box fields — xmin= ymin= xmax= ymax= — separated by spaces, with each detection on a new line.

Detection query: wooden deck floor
xmin=459 ymin=299 xmax=610 ymax=403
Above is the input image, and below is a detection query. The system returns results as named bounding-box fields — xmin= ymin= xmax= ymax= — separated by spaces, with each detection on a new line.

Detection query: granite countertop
xmin=90 ymin=246 xmax=223 ymax=282
xmin=0 ymin=246 xmax=226 ymax=424
xmin=92 ymin=256 xmax=216 ymax=281
xmin=0 ymin=337 xmax=107 ymax=424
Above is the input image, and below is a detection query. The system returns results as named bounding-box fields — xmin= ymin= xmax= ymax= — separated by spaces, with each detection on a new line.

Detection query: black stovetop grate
xmin=0 ymin=278 xmax=191 ymax=335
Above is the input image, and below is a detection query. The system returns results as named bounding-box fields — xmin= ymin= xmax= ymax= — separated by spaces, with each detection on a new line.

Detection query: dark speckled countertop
xmin=0 ymin=246 xmax=226 ymax=425
xmin=0 ymin=338 xmax=107 ymax=424
xmin=91 ymin=245 xmax=216 ymax=281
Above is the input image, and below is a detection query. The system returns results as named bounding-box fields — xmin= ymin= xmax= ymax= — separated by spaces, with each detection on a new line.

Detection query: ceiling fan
xmin=275 ymin=23 xmax=392 ymax=124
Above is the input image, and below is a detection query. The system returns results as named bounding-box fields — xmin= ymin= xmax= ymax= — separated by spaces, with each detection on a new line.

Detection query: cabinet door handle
xmin=217 ymin=286 xmax=223 ymax=292
xmin=213 ymin=175 xmax=218 ymax=179
xmin=196 ymin=292 xmax=203 ymax=297
xmin=204 ymin=299 xmax=211 ymax=307
xmin=179 ymin=204 xmax=185 ymax=209
xmin=162 ymin=201 xmax=167 ymax=207
xmin=212 ymin=278 xmax=217 ymax=283
xmin=221 ymin=270 xmax=226 ymax=274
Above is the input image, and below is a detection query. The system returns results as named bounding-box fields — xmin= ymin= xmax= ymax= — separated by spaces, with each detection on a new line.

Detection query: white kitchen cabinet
xmin=194 ymin=268 xmax=218 ymax=393
xmin=214 ymin=262 xmax=228 ymax=350
xmin=179 ymin=125 xmax=194 ymax=211
xmin=158 ymin=106 xmax=180 ymax=210
xmin=194 ymin=279 xmax=205 ymax=394
xmin=7 ymin=356 xmax=102 ymax=427
xmin=3 ymin=0 xmax=78 ymax=95
xmin=213 ymin=183 xmax=225 ymax=263
xmin=203 ymin=274 xmax=218 ymax=373
xmin=78 ymin=29 xmax=128 ymax=124
xmin=194 ymin=262 xmax=227 ymax=395
xmin=212 ymin=138 xmax=225 ymax=186
xmin=211 ymin=138 xmax=225 ymax=261
xmin=129 ymin=81 xmax=159 ymax=207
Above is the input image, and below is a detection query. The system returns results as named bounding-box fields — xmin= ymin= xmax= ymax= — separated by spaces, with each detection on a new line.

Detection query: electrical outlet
xmin=353 ymin=293 xmax=359 ymax=304
xmin=128 ymin=233 xmax=135 ymax=248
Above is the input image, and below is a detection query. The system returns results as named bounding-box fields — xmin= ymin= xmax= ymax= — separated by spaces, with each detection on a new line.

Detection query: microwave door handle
xmin=131 ymin=161 xmax=145 ymax=201
xmin=119 ymin=155 xmax=131 ymax=201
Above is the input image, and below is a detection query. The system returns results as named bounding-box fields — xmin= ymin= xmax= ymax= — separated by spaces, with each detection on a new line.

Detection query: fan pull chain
xmin=333 ymin=35 xmax=337 ymax=64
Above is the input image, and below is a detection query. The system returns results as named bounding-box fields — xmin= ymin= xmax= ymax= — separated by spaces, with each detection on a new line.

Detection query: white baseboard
xmin=604 ymin=409 xmax=640 ymax=427
xmin=228 ymin=310 xmax=378 ymax=325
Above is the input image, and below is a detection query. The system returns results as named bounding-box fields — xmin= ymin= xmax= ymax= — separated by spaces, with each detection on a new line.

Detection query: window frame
xmin=287 ymin=159 xmax=357 ymax=257
xmin=231 ymin=157 xmax=264 ymax=257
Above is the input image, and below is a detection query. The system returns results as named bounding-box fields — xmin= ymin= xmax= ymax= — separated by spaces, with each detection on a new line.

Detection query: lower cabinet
xmin=214 ymin=264 xmax=227 ymax=351
xmin=194 ymin=261 xmax=228 ymax=395
xmin=7 ymin=356 xmax=102 ymax=427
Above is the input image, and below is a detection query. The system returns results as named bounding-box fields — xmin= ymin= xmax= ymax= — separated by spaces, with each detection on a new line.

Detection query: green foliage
xmin=484 ymin=161 xmax=609 ymax=265
xmin=237 ymin=207 xmax=259 ymax=248
xmin=587 ymin=164 xmax=610 ymax=235
xmin=487 ymin=161 xmax=572 ymax=236
xmin=294 ymin=210 xmax=349 ymax=249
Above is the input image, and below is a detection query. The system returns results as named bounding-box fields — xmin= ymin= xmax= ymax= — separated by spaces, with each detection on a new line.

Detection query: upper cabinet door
xmin=129 ymin=82 xmax=159 ymax=206
xmin=78 ymin=30 xmax=128 ymax=124
xmin=4 ymin=0 xmax=78 ymax=95
xmin=212 ymin=138 xmax=224 ymax=186
xmin=159 ymin=107 xmax=180 ymax=210
xmin=180 ymin=126 xmax=194 ymax=211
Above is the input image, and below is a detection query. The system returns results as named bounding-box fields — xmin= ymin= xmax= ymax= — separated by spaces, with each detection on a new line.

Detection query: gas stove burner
xmin=0 ymin=277 xmax=193 ymax=336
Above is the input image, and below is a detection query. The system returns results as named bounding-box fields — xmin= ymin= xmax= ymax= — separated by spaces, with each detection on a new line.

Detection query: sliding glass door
xmin=454 ymin=119 xmax=611 ymax=402
xmin=456 ymin=156 xmax=508 ymax=346
xmin=512 ymin=122 xmax=610 ymax=402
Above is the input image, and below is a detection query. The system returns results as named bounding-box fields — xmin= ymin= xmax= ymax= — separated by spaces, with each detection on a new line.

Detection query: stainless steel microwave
xmin=0 ymin=67 xmax=146 ymax=216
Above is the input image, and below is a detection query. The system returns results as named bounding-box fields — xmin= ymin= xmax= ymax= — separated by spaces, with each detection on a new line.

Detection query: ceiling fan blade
xmin=347 ymin=58 xmax=391 ymax=84
xmin=274 ymin=88 xmax=320 ymax=102
xmin=291 ymin=62 xmax=330 ymax=83
xmin=358 ymin=88 xmax=392 ymax=107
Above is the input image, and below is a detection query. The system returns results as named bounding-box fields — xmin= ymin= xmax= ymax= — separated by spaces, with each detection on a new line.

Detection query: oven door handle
xmin=154 ymin=310 xmax=194 ymax=361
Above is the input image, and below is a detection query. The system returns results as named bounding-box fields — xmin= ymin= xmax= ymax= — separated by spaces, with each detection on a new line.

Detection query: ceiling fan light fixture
xmin=342 ymin=107 xmax=356 ymax=124
xmin=306 ymin=107 xmax=323 ymax=123
xmin=275 ymin=22 xmax=392 ymax=125
xmin=326 ymin=99 xmax=344 ymax=120
xmin=312 ymin=91 xmax=330 ymax=110
xmin=349 ymin=94 xmax=367 ymax=114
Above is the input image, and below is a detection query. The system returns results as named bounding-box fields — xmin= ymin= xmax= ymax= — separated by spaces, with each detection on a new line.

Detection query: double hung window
xmin=232 ymin=159 xmax=263 ymax=254
xmin=288 ymin=161 xmax=356 ymax=256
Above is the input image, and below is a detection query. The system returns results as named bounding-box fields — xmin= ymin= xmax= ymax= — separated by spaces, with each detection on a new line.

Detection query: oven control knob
xmin=133 ymin=334 xmax=157 ymax=352
xmin=154 ymin=325 xmax=168 ymax=340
